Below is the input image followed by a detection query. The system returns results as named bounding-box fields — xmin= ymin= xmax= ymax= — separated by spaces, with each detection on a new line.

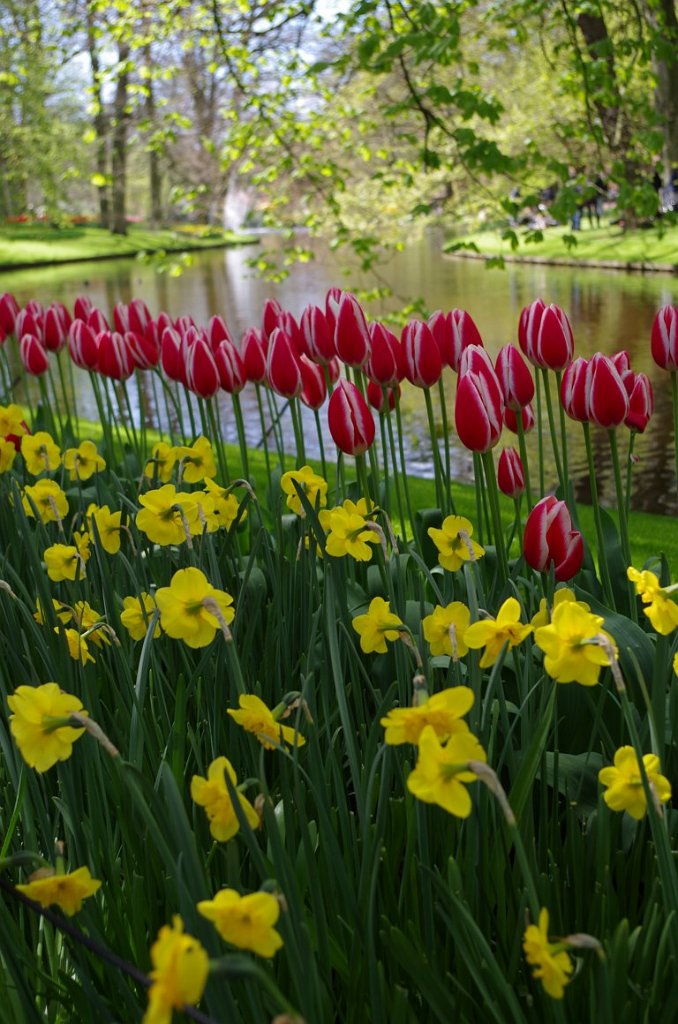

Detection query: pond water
xmin=1 ymin=229 xmax=676 ymax=513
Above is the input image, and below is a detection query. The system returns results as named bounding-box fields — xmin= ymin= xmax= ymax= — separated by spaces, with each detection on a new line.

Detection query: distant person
xmin=583 ymin=175 xmax=606 ymax=228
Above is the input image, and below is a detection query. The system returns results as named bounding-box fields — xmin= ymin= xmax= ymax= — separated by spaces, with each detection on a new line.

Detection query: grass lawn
xmin=0 ymin=223 xmax=258 ymax=269
xmin=445 ymin=222 xmax=678 ymax=269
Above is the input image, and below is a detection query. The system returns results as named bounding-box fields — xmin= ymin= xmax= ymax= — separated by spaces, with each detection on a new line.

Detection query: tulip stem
xmin=383 ymin=390 xmax=407 ymax=541
xmin=672 ymin=372 xmax=678 ymax=507
xmin=555 ymin=370 xmax=569 ymax=496
xmin=206 ymin=401 xmax=230 ymax=484
xmin=376 ymin=409 xmax=391 ymax=516
xmin=480 ymin=449 xmax=509 ymax=585
xmin=625 ymin=431 xmax=636 ymax=522
xmin=393 ymin=389 xmax=417 ymax=541
xmin=535 ymin=371 xmax=545 ymax=496
xmin=582 ymin=422 xmax=615 ymax=609
xmin=314 ymin=408 xmax=328 ymax=483
xmin=516 ymin=417 xmax=533 ymax=508
xmin=423 ymin=387 xmax=446 ymax=514
xmin=540 ymin=369 xmax=564 ymax=495
xmin=437 ymin=376 xmax=455 ymax=512
xmin=608 ymin=428 xmax=637 ymax=621
xmin=231 ymin=392 xmax=250 ymax=483
xmin=289 ymin=398 xmax=306 ymax=468
xmin=253 ymin=385 xmax=272 ymax=482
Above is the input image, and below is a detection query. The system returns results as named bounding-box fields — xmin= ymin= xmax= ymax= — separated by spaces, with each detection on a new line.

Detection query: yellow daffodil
xmin=121 ymin=592 xmax=162 ymax=641
xmin=464 ymin=597 xmax=532 ymax=668
xmin=34 ymin=597 xmax=72 ymax=626
xmin=21 ymin=479 xmax=68 ymax=523
xmin=599 ymin=746 xmax=671 ymax=819
xmin=144 ymin=441 xmax=178 ymax=483
xmin=175 ymin=436 xmax=217 ymax=483
xmin=87 ymin=504 xmax=123 ymax=555
xmin=674 ymin=652 xmax=678 ymax=677
xmin=72 ymin=601 xmax=110 ymax=648
xmin=198 ymin=889 xmax=283 ymax=958
xmin=21 ymin=431 xmax=61 ymax=475
xmin=7 ymin=682 xmax=87 ymax=771
xmin=228 ymin=694 xmax=306 ymax=749
xmin=0 ymin=403 xmax=27 ymax=437
xmin=406 ymin=725 xmax=487 ymax=818
xmin=280 ymin=465 xmax=328 ymax=516
xmin=58 ymin=627 xmax=95 ymax=665
xmin=352 ymin=596 xmax=404 ymax=654
xmin=136 ymin=485 xmax=201 ymax=546
xmin=143 ymin=916 xmax=209 ymax=1024
xmin=627 ymin=567 xmax=678 ymax=635
xmin=427 ymin=515 xmax=485 ymax=572
xmin=63 ymin=440 xmax=105 ymax=481
xmin=203 ymin=478 xmax=245 ymax=532
xmin=155 ymin=567 xmax=234 ymax=648
xmin=533 ymin=602 xmax=614 ymax=686
xmin=325 ymin=504 xmax=380 ymax=561
xmin=380 ymin=686 xmax=474 ymax=745
xmin=422 ymin=602 xmax=470 ymax=658
xmin=16 ymin=866 xmax=101 ymax=916
xmin=530 ymin=587 xmax=589 ymax=629
xmin=44 ymin=543 xmax=87 ymax=582
xmin=523 ymin=908 xmax=574 ymax=999
xmin=0 ymin=437 xmax=16 ymax=473
xmin=191 ymin=756 xmax=260 ymax=842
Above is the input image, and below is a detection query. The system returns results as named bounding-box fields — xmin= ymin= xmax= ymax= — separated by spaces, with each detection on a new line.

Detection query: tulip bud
xmin=175 ymin=314 xmax=196 ymax=337
xmin=261 ymin=298 xmax=283 ymax=343
xmin=586 ymin=353 xmax=628 ymax=428
xmin=15 ymin=309 xmax=43 ymax=345
xmin=534 ymin=304 xmax=574 ymax=371
xmin=128 ymin=298 xmax=152 ymax=337
xmin=504 ymin=403 xmax=536 ymax=434
xmin=43 ymin=304 xmax=70 ymax=352
xmin=651 ymin=305 xmax=678 ymax=370
xmin=113 ymin=302 xmax=130 ymax=334
xmin=625 ymin=372 xmax=654 ymax=433
xmin=0 ymin=292 xmax=19 ymax=339
xmin=367 ymin=322 xmax=401 ymax=386
xmin=334 ymin=292 xmax=371 ymax=368
xmin=215 ymin=340 xmax=246 ymax=394
xmin=367 ymin=380 xmax=399 ymax=413
xmin=560 ymin=357 xmax=589 ymax=422
xmin=266 ymin=327 xmax=303 ymax=398
xmin=301 ymin=304 xmax=335 ymax=364
xmin=328 ymin=379 xmax=375 ymax=455
xmin=459 ymin=345 xmax=504 ymax=412
xmin=401 ymin=321 xmax=443 ymax=388
xmin=68 ymin=321 xmax=99 ymax=370
xmin=185 ymin=335 xmax=220 ymax=398
xmin=495 ymin=344 xmax=534 ymax=410
xmin=455 ymin=350 xmax=504 ymax=453
xmin=73 ymin=296 xmax=92 ymax=322
xmin=327 ymin=357 xmax=341 ymax=384
xmin=281 ymin=311 xmax=306 ymax=358
xmin=497 ymin=447 xmax=525 ymax=498
xmin=523 ymin=496 xmax=583 ymax=581
xmin=155 ymin=311 xmax=174 ymax=336
xmin=19 ymin=334 xmax=49 ymax=375
xmin=299 ymin=354 xmax=327 ymax=409
xmin=518 ymin=298 xmax=545 ymax=359
xmin=160 ymin=327 xmax=186 ymax=383
xmin=88 ymin=308 xmax=109 ymax=334
xmin=97 ymin=331 xmax=134 ymax=381
xmin=428 ymin=309 xmax=483 ymax=372
xmin=204 ymin=315 xmax=230 ymax=351
xmin=325 ymin=287 xmax=343 ymax=334
xmin=241 ymin=328 xmax=267 ymax=384
xmin=126 ymin=329 xmax=160 ymax=370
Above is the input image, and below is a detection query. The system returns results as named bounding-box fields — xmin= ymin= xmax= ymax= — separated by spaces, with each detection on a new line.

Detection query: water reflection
xmin=0 ymin=231 xmax=676 ymax=513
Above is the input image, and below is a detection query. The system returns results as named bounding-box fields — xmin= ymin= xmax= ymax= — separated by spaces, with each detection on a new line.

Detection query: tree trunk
xmin=110 ymin=41 xmax=130 ymax=236
xmin=86 ymin=2 xmax=110 ymax=229
xmin=644 ymin=0 xmax=678 ymax=171
xmin=143 ymin=44 xmax=163 ymax=227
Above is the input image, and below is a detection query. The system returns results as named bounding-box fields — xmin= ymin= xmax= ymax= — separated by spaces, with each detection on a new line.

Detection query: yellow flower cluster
xmin=427 ymin=515 xmax=485 ymax=571
xmin=280 ymin=465 xmax=328 ymax=516
xmin=144 ymin=437 xmax=217 ymax=484
xmin=136 ymin=480 xmax=244 ymax=546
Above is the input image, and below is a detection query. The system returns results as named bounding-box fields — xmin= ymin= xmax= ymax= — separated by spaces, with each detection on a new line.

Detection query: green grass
xmin=0 ymin=224 xmax=258 ymax=268
xmin=446 ymin=222 xmax=678 ymax=269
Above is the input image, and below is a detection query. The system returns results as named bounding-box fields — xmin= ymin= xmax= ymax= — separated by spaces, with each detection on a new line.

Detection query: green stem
xmin=231 ymin=392 xmax=250 ymax=482
xmin=625 ymin=431 xmax=636 ymax=522
xmin=480 ymin=448 xmax=509 ymax=585
xmin=554 ymin=369 xmax=569 ymax=495
xmin=582 ymin=423 xmax=615 ymax=608
xmin=437 ymin=376 xmax=455 ymax=513
xmin=254 ymin=384 xmax=273 ymax=481
xmin=384 ymin=392 xmax=407 ymax=540
xmin=206 ymin=401 xmax=230 ymax=483
xmin=535 ymin=371 xmax=545 ymax=496
xmin=608 ymin=428 xmax=636 ymax=621
xmin=314 ymin=408 xmax=328 ymax=483
xmin=393 ymin=389 xmax=417 ymax=541
xmin=516 ymin=415 xmax=533 ymax=508
xmin=289 ymin=398 xmax=306 ymax=467
xmin=423 ymin=386 xmax=446 ymax=514
xmin=673 ymin=372 xmax=678 ymax=505
xmin=540 ymin=368 xmax=564 ymax=495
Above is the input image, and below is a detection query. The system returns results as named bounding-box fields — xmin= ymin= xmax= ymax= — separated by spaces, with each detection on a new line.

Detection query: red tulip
xmin=43 ymin=304 xmax=70 ymax=352
xmin=155 ymin=311 xmax=174 ymax=336
xmin=206 ymin=315 xmax=233 ymax=350
xmin=518 ymin=298 xmax=545 ymax=360
xmin=301 ymin=305 xmax=335 ymax=364
xmin=241 ymin=328 xmax=267 ymax=384
xmin=126 ymin=329 xmax=160 ymax=370
xmin=68 ymin=321 xmax=99 ymax=370
xmin=281 ymin=311 xmax=306 ymax=357
xmin=625 ymin=372 xmax=654 ymax=433
xmin=19 ymin=334 xmax=49 ymax=375
xmin=185 ymin=335 xmax=220 ymax=398
xmin=455 ymin=349 xmax=504 ymax=452
xmin=299 ymin=354 xmax=327 ymax=409
xmin=401 ymin=320 xmax=443 ymax=387
xmin=175 ymin=314 xmax=196 ymax=337
xmin=523 ymin=496 xmax=583 ymax=581
xmin=215 ymin=340 xmax=246 ymax=394
xmin=651 ymin=305 xmax=678 ymax=370
xmin=160 ymin=327 xmax=186 ymax=383
xmin=73 ymin=296 xmax=93 ymax=323
xmin=261 ymin=298 xmax=284 ymax=343
xmin=367 ymin=380 xmax=399 ymax=413
xmin=334 ymin=292 xmax=371 ymax=368
xmin=497 ymin=448 xmax=525 ymax=498
xmin=535 ymin=305 xmax=574 ymax=371
xmin=560 ymin=357 xmax=589 ymax=422
xmin=325 ymin=287 xmax=343 ymax=335
xmin=97 ymin=331 xmax=134 ymax=381
xmin=113 ymin=302 xmax=129 ymax=334
xmin=586 ymin=353 xmax=628 ymax=427
xmin=495 ymin=344 xmax=534 ymax=410
xmin=15 ymin=308 xmax=43 ymax=345
xmin=327 ymin=379 xmax=375 ymax=455
xmin=0 ymin=292 xmax=19 ymax=340
xmin=327 ymin=357 xmax=341 ymax=384
xmin=266 ymin=327 xmax=303 ymax=398
xmin=504 ymin=403 xmax=536 ymax=434
xmin=428 ymin=308 xmax=483 ymax=372
xmin=367 ymin=322 xmax=401 ymax=386
xmin=88 ymin=308 xmax=109 ymax=334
